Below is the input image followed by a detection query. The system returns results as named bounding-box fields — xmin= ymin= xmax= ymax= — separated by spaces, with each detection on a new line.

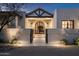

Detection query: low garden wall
xmin=47 ymin=29 xmax=79 ymax=44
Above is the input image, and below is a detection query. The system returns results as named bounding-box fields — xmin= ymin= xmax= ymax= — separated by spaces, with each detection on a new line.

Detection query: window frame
xmin=7 ymin=16 xmax=19 ymax=28
xmin=61 ymin=20 xmax=74 ymax=29
xmin=8 ymin=18 xmax=16 ymax=28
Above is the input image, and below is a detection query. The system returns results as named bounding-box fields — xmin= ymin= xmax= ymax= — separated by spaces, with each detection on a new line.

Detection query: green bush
xmin=60 ymin=39 xmax=68 ymax=45
xmin=10 ymin=38 xmax=18 ymax=44
xmin=74 ymin=37 xmax=79 ymax=46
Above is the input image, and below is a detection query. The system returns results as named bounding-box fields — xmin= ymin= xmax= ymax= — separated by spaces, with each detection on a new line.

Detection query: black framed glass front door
xmin=34 ymin=21 xmax=45 ymax=34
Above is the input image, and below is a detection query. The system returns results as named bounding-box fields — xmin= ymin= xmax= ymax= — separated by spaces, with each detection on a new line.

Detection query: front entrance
xmin=26 ymin=8 xmax=54 ymax=45
xmin=34 ymin=21 xmax=45 ymax=34
xmin=33 ymin=21 xmax=46 ymax=45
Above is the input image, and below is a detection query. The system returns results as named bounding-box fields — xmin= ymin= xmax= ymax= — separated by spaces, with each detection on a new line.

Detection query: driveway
xmin=0 ymin=45 xmax=79 ymax=56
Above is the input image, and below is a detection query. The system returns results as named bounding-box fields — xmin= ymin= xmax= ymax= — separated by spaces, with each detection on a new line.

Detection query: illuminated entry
xmin=34 ymin=21 xmax=45 ymax=34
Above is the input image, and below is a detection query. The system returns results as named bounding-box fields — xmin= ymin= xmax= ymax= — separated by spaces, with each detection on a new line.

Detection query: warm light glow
xmin=6 ymin=28 xmax=19 ymax=39
xmin=62 ymin=20 xmax=74 ymax=29
xmin=13 ymin=40 xmax=27 ymax=47
xmin=75 ymin=20 xmax=79 ymax=29
xmin=25 ymin=18 xmax=54 ymax=29
xmin=49 ymin=41 xmax=71 ymax=48
xmin=52 ymin=44 xmax=66 ymax=48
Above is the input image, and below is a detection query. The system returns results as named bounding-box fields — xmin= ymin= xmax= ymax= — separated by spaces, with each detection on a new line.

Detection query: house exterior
xmin=1 ymin=8 xmax=79 ymax=46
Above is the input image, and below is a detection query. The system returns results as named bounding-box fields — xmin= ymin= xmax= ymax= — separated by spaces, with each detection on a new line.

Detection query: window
xmin=62 ymin=20 xmax=74 ymax=29
xmin=8 ymin=19 xmax=16 ymax=28
xmin=7 ymin=16 xmax=19 ymax=28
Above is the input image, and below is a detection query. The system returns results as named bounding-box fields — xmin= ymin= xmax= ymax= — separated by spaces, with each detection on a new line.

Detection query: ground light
xmin=49 ymin=41 xmax=71 ymax=48
xmin=12 ymin=40 xmax=27 ymax=47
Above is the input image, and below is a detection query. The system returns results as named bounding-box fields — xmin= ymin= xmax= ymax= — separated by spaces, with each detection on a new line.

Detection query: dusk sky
xmin=22 ymin=3 xmax=79 ymax=13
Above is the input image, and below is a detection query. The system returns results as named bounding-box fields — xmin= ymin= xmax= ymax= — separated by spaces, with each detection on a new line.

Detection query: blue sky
xmin=22 ymin=3 xmax=79 ymax=13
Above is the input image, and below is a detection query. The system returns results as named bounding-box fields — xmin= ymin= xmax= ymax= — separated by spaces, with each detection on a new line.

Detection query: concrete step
xmin=33 ymin=34 xmax=45 ymax=38
xmin=33 ymin=38 xmax=45 ymax=43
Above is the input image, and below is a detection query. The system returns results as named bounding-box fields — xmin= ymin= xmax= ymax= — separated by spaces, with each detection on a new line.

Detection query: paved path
xmin=0 ymin=46 xmax=79 ymax=56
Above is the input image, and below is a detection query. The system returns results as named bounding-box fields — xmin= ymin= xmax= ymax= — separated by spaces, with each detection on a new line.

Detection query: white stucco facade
xmin=48 ymin=9 xmax=79 ymax=44
xmin=1 ymin=8 xmax=79 ymax=46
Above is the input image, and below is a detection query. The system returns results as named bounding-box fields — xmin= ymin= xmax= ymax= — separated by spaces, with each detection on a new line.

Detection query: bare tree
xmin=0 ymin=13 xmax=16 ymax=31
xmin=4 ymin=3 xmax=24 ymax=11
xmin=0 ymin=3 xmax=24 ymax=32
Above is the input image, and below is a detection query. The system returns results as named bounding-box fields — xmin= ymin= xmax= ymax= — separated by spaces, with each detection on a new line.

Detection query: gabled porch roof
xmin=26 ymin=8 xmax=53 ymax=18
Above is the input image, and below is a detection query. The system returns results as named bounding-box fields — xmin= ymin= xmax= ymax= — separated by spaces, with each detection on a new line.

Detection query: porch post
xmin=46 ymin=29 xmax=48 ymax=43
xmin=30 ymin=29 xmax=33 ymax=44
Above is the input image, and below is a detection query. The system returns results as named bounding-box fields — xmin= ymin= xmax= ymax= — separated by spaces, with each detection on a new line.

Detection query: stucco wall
xmin=47 ymin=29 xmax=64 ymax=43
xmin=56 ymin=9 xmax=79 ymax=29
xmin=47 ymin=29 xmax=79 ymax=44
xmin=47 ymin=9 xmax=79 ymax=44
xmin=6 ymin=28 xmax=30 ymax=44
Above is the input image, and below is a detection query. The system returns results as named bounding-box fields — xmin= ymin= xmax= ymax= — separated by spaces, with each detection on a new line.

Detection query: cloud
xmin=20 ymin=8 xmax=31 ymax=13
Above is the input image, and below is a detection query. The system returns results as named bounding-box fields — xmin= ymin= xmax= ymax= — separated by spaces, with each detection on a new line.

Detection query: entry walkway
xmin=33 ymin=34 xmax=46 ymax=46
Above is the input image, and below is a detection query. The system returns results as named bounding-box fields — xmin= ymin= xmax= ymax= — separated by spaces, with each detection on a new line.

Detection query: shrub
xmin=74 ymin=37 xmax=79 ymax=46
xmin=10 ymin=38 xmax=18 ymax=44
xmin=60 ymin=39 xmax=68 ymax=45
